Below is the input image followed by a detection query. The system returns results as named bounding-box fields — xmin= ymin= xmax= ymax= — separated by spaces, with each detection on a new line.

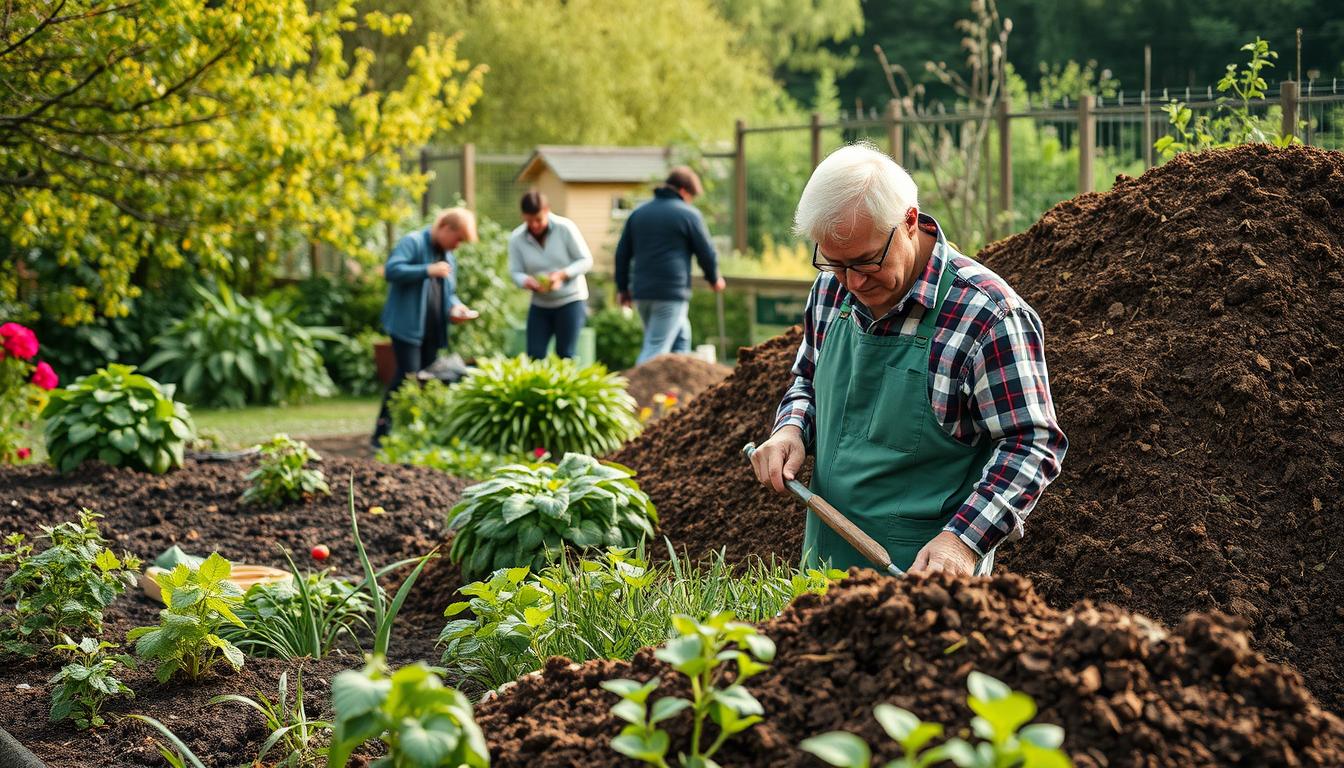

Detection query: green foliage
xmin=799 ymin=671 xmax=1071 ymax=768
xmin=327 ymin=656 xmax=489 ymax=768
xmin=1156 ymin=38 xmax=1299 ymax=159
xmin=346 ymin=482 xmax=437 ymax=658
xmin=221 ymin=556 xmax=372 ymax=660
xmin=48 ymin=635 xmax=135 ymax=730
xmin=127 ymin=553 xmax=247 ymax=682
xmin=320 ymin=331 xmax=383 ymax=397
xmin=1035 ymin=59 xmax=1119 ymax=105
xmin=438 ymin=356 xmax=641 ymax=456
xmin=145 ymin=286 xmax=336 ymax=408
xmin=452 ymin=214 xmax=529 ymax=359
xmin=241 ymin=434 xmax=331 ymax=506
xmin=603 ymin=611 xmax=775 ymax=767
xmin=377 ymin=434 xmax=517 ymax=482
xmin=440 ymin=546 xmax=843 ymax=694
xmin=0 ymin=510 xmax=141 ymax=656
xmin=590 ymin=307 xmax=644 ymax=371
xmin=128 ymin=714 xmax=209 ymax=768
xmin=41 ymin=363 xmax=195 ymax=474
xmin=210 ymin=671 xmax=330 ymax=768
xmin=280 ymin=274 xmax=386 ymax=335
xmin=447 ymin=454 xmax=658 ymax=581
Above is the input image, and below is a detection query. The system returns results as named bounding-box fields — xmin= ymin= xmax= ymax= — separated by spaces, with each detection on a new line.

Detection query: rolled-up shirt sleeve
xmin=946 ymin=307 xmax=1068 ymax=556
xmin=773 ymin=280 xmax=822 ymax=449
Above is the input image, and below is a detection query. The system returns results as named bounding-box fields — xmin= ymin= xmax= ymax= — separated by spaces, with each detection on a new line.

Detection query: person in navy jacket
xmin=372 ymin=207 xmax=479 ymax=445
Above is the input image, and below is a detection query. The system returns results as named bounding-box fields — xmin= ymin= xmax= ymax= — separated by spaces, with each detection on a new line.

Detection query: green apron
xmin=803 ymin=252 xmax=996 ymax=574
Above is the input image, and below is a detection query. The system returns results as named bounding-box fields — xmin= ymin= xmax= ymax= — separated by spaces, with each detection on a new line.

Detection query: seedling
xmin=603 ymin=611 xmax=775 ymax=768
xmin=128 ymin=552 xmax=248 ymax=681
xmin=48 ymin=635 xmax=135 ymax=729
xmin=210 ymin=671 xmax=329 ymax=767
xmin=241 ymin=434 xmax=330 ymax=506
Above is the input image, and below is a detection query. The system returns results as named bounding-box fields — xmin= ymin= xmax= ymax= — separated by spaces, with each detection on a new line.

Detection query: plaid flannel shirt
xmin=774 ymin=215 xmax=1067 ymax=557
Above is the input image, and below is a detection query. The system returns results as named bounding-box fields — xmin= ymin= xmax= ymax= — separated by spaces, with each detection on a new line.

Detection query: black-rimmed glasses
xmin=811 ymin=226 xmax=896 ymax=275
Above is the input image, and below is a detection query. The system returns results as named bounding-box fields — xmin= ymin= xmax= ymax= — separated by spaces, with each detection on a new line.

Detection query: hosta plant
xmin=48 ymin=636 xmax=135 ymax=729
xmin=144 ymin=284 xmax=336 ymax=408
xmin=128 ymin=552 xmax=247 ymax=682
xmin=0 ymin=510 xmax=141 ymax=656
xmin=241 ymin=434 xmax=330 ymax=506
xmin=437 ymin=355 xmax=640 ymax=456
xmin=800 ymin=672 xmax=1071 ymax=768
xmin=328 ymin=656 xmax=489 ymax=768
xmin=603 ymin=611 xmax=775 ymax=768
xmin=41 ymin=364 xmax=195 ymax=474
xmin=447 ymin=453 xmax=657 ymax=580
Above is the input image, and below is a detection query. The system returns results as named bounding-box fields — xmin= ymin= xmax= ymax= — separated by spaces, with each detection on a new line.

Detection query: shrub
xmin=320 ymin=330 xmax=382 ymax=396
xmin=0 ymin=510 xmax=141 ymax=656
xmin=447 ymin=453 xmax=658 ymax=580
xmin=438 ymin=356 xmax=640 ymax=456
xmin=328 ymin=657 xmax=489 ymax=768
xmin=590 ymin=306 xmax=644 ymax=371
xmin=241 ymin=434 xmax=330 ymax=506
xmin=0 ymin=321 xmax=58 ymax=464
xmin=41 ymin=364 xmax=195 ymax=474
xmin=799 ymin=671 xmax=1070 ymax=768
xmin=144 ymin=284 xmax=335 ymax=408
xmin=220 ymin=557 xmax=372 ymax=660
xmin=128 ymin=552 xmax=247 ymax=682
xmin=48 ymin=636 xmax=135 ymax=730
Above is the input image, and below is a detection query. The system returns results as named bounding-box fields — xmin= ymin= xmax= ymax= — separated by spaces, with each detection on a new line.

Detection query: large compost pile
xmin=621 ymin=353 xmax=732 ymax=411
xmin=477 ymin=571 xmax=1344 ymax=767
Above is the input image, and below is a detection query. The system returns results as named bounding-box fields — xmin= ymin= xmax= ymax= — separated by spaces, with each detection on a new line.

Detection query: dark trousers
xmin=373 ymin=337 xmax=438 ymax=443
xmin=526 ymin=300 xmax=586 ymax=359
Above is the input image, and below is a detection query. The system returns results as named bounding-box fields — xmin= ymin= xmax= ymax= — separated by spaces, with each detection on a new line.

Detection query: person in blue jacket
xmin=372 ymin=207 xmax=479 ymax=445
xmin=614 ymin=166 xmax=726 ymax=364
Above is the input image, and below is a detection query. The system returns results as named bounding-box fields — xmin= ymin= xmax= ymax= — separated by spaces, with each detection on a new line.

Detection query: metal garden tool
xmin=742 ymin=442 xmax=904 ymax=577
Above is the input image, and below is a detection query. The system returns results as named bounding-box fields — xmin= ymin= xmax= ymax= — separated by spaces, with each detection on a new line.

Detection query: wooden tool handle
xmin=807 ymin=495 xmax=894 ymax=570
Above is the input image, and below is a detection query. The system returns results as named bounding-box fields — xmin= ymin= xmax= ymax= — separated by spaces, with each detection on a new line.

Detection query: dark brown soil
xmin=477 ymin=570 xmax=1344 ymax=768
xmin=608 ymin=331 xmax=809 ymax=564
xmin=621 ymin=354 xmax=732 ymax=414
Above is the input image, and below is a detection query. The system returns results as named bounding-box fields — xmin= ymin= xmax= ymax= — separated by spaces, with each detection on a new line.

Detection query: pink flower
xmin=31 ymin=361 xmax=58 ymax=390
xmin=0 ymin=323 xmax=38 ymax=360
xmin=16 ymin=447 xmax=31 ymax=460
xmin=533 ymin=447 xmax=547 ymax=459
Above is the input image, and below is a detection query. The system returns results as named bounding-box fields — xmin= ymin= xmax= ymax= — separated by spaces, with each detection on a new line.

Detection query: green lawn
xmin=193 ymin=395 xmax=380 ymax=448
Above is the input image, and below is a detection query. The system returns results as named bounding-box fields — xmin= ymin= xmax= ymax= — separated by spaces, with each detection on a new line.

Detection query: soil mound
xmin=609 ymin=331 xmax=809 ymax=563
xmin=976 ymin=144 xmax=1344 ymax=710
xmin=621 ymin=354 xmax=732 ymax=412
xmin=476 ymin=571 xmax=1344 ymax=768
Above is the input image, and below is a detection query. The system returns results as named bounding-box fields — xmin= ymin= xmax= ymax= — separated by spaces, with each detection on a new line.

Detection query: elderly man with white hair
xmin=750 ymin=143 xmax=1067 ymax=577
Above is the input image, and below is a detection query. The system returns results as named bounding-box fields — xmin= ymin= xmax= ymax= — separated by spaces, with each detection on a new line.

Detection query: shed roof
xmin=518 ymin=145 xmax=669 ymax=184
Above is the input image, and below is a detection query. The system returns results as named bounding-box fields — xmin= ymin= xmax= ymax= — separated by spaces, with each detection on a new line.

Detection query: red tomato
xmin=311 ymin=544 xmax=330 ymax=561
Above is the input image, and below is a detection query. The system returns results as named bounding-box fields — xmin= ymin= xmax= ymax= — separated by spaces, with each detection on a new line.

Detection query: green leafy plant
xmin=48 ymin=635 xmax=135 ymax=729
xmin=41 ymin=363 xmax=196 ymax=474
xmin=378 ymin=433 xmax=518 ymax=482
xmin=210 ymin=671 xmax=330 ymax=767
xmin=0 ymin=510 xmax=141 ymax=656
xmin=437 ymin=355 xmax=641 ymax=456
xmin=320 ymin=330 xmax=383 ymax=396
xmin=602 ymin=611 xmax=775 ymax=767
xmin=440 ymin=545 xmax=843 ymax=693
xmin=1156 ymin=37 xmax=1299 ymax=159
xmin=221 ymin=557 xmax=372 ymax=660
xmin=129 ymin=714 xmax=210 ymax=768
xmin=144 ymin=284 xmax=337 ymax=408
xmin=590 ymin=306 xmax=644 ymax=371
xmin=241 ymin=434 xmax=331 ymax=506
xmin=347 ymin=479 xmax=437 ymax=659
xmin=799 ymin=671 xmax=1071 ymax=768
xmin=447 ymin=453 xmax=657 ymax=580
xmin=127 ymin=552 xmax=248 ymax=682
xmin=327 ymin=657 xmax=489 ymax=768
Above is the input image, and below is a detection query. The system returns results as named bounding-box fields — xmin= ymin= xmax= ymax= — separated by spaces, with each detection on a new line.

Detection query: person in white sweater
xmin=507 ymin=189 xmax=594 ymax=359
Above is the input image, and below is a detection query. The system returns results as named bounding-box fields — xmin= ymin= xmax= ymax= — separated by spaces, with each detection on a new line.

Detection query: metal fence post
xmin=1280 ymin=81 xmax=1299 ymax=142
xmin=1143 ymin=44 xmax=1153 ymax=168
xmin=734 ymin=119 xmax=747 ymax=254
xmin=419 ymin=147 xmax=431 ymax=219
xmin=1078 ymin=94 xmax=1096 ymax=194
xmin=810 ymin=112 xmax=823 ymax=169
xmin=886 ymin=99 xmax=903 ymax=166
xmin=460 ymin=143 xmax=476 ymax=211
xmin=996 ymin=98 xmax=1012 ymax=232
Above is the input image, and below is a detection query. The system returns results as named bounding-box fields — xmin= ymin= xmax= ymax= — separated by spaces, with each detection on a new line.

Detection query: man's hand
xmin=548 ymin=270 xmax=568 ymax=289
xmin=427 ymin=262 xmax=452 ymax=279
xmin=618 ymin=290 xmax=633 ymax=309
xmin=749 ymin=425 xmax=805 ymax=494
xmin=909 ymin=532 xmax=978 ymax=576
xmin=449 ymin=304 xmax=479 ymax=324
xmin=522 ymin=275 xmax=542 ymax=291
xmin=711 ymin=276 xmax=727 ymax=292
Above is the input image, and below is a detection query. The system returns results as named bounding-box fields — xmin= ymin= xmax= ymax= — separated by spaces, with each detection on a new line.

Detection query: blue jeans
xmin=526 ymin=299 xmax=586 ymax=359
xmin=635 ymin=299 xmax=691 ymax=364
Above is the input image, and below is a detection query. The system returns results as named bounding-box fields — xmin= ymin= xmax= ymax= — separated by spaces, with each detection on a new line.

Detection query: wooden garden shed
xmin=516 ymin=146 xmax=670 ymax=270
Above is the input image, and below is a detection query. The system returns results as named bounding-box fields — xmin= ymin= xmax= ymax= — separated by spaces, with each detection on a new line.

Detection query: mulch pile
xmin=621 ymin=354 xmax=732 ymax=412
xmin=478 ymin=570 xmax=1344 ymax=767
xmin=609 ymin=332 xmax=809 ymax=564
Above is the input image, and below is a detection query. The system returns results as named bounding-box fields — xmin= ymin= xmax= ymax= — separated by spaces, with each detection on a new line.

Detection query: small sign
xmin=756 ymin=294 xmax=807 ymax=326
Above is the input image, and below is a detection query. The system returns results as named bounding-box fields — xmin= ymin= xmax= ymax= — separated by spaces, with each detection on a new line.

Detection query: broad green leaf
xmin=799 ymin=731 xmax=871 ymax=768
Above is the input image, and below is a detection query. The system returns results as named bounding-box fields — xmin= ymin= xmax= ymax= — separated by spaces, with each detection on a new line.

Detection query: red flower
xmin=16 ymin=447 xmax=31 ymax=460
xmin=0 ymin=323 xmax=38 ymax=360
xmin=533 ymin=447 xmax=547 ymax=459
xmin=31 ymin=361 xmax=58 ymax=390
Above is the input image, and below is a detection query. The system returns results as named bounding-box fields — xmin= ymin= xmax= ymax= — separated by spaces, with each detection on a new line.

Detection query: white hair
xmin=793 ymin=142 xmax=918 ymax=245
